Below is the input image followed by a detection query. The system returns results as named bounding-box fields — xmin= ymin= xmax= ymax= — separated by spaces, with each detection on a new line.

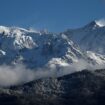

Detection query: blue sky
xmin=0 ymin=0 xmax=105 ymax=32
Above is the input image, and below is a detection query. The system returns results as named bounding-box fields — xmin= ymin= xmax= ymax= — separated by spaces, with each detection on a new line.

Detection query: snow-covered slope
xmin=0 ymin=25 xmax=104 ymax=69
xmin=0 ymin=26 xmax=88 ymax=69
xmin=64 ymin=20 xmax=105 ymax=54
xmin=86 ymin=51 xmax=105 ymax=65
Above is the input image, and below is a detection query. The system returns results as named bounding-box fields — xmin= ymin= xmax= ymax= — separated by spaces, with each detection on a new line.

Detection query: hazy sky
xmin=0 ymin=0 xmax=105 ymax=32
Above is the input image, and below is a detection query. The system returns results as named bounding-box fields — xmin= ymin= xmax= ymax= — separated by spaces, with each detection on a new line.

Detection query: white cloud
xmin=0 ymin=60 xmax=105 ymax=87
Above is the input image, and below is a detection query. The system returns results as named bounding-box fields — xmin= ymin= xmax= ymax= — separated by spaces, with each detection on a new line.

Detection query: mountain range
xmin=0 ymin=20 xmax=105 ymax=105
xmin=0 ymin=21 xmax=105 ymax=69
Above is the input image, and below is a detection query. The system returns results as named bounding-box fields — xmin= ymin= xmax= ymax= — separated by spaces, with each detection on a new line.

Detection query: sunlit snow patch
xmin=95 ymin=19 xmax=105 ymax=27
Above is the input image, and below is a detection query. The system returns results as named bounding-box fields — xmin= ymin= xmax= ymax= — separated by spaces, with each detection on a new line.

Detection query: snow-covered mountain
xmin=0 ymin=21 xmax=105 ymax=105
xmin=0 ymin=26 xmax=86 ymax=69
xmin=64 ymin=20 xmax=105 ymax=54
xmin=0 ymin=25 xmax=104 ymax=70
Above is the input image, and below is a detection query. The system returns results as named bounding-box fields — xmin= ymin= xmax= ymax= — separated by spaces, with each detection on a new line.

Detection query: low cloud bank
xmin=0 ymin=60 xmax=105 ymax=87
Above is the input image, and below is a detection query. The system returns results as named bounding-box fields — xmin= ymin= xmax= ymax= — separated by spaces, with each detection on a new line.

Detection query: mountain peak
xmin=85 ymin=19 xmax=105 ymax=28
xmin=87 ymin=19 xmax=105 ymax=27
xmin=88 ymin=21 xmax=97 ymax=26
xmin=84 ymin=21 xmax=100 ymax=29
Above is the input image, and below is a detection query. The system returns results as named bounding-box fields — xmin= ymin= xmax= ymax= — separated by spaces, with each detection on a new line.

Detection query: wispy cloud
xmin=0 ymin=60 xmax=105 ymax=87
